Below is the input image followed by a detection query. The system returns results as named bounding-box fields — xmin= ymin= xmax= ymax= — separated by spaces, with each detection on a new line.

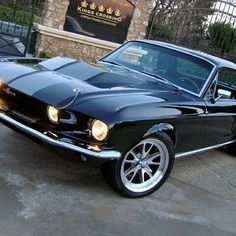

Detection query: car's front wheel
xmin=110 ymin=133 xmax=175 ymax=198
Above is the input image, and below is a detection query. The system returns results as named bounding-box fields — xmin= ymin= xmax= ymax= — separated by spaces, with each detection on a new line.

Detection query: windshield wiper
xmin=99 ymin=60 xmax=133 ymax=72
xmin=100 ymin=60 xmax=122 ymax=66
xmin=100 ymin=60 xmax=130 ymax=69
xmin=139 ymin=71 xmax=181 ymax=91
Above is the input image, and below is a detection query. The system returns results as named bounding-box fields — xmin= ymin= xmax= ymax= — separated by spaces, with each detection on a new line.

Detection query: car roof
xmin=135 ymin=39 xmax=236 ymax=70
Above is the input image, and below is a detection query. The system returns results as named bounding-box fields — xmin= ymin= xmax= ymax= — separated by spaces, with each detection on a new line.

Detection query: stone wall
xmin=36 ymin=35 xmax=110 ymax=62
xmin=35 ymin=24 xmax=119 ymax=62
xmin=35 ymin=0 xmax=155 ymax=61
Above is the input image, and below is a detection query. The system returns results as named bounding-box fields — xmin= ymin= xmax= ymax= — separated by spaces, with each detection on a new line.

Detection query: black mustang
xmin=0 ymin=40 xmax=235 ymax=197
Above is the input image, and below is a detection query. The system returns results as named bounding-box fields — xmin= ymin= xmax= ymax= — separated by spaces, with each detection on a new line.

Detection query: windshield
xmin=102 ymin=41 xmax=215 ymax=95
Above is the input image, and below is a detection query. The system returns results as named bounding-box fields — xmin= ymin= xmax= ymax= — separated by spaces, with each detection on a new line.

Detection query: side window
xmin=218 ymin=68 xmax=236 ymax=86
xmin=217 ymin=68 xmax=236 ymax=99
xmin=205 ymin=76 xmax=217 ymax=99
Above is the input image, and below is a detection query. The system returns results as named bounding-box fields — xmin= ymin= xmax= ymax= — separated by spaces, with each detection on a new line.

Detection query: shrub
xmin=39 ymin=51 xmax=54 ymax=59
xmin=150 ymin=23 xmax=172 ymax=41
xmin=0 ymin=4 xmax=41 ymax=26
xmin=208 ymin=22 xmax=236 ymax=54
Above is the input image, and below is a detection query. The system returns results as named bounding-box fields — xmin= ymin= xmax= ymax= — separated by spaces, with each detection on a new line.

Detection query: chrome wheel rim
xmin=120 ymin=138 xmax=169 ymax=193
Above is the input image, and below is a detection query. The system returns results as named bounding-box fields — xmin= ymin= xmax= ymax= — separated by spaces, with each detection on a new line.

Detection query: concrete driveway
xmin=0 ymin=124 xmax=236 ymax=236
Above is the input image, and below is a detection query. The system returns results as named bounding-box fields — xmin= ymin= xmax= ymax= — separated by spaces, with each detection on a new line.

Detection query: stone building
xmin=35 ymin=0 xmax=155 ymax=62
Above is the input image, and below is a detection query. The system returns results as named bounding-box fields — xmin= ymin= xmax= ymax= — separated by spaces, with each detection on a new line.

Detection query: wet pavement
xmin=0 ymin=124 xmax=236 ymax=236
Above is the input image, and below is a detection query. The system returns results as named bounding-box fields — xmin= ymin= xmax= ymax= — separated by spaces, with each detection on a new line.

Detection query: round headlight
xmin=91 ymin=120 xmax=109 ymax=141
xmin=47 ymin=106 xmax=59 ymax=123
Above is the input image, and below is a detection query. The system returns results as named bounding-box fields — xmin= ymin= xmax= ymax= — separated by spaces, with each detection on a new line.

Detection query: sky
xmin=209 ymin=0 xmax=236 ymax=25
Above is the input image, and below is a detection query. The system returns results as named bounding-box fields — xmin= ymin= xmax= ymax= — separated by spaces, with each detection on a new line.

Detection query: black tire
xmin=226 ymin=143 xmax=236 ymax=156
xmin=109 ymin=133 xmax=175 ymax=198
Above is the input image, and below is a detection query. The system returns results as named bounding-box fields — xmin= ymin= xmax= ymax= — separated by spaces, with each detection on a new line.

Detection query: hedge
xmin=0 ymin=5 xmax=41 ymax=26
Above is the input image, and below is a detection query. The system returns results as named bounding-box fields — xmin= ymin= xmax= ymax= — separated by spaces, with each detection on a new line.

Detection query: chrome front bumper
xmin=0 ymin=113 xmax=121 ymax=160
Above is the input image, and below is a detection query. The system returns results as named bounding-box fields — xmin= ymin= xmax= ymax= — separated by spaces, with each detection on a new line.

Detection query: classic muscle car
xmin=0 ymin=40 xmax=235 ymax=198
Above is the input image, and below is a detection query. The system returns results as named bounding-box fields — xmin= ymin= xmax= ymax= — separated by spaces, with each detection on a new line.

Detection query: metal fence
xmin=148 ymin=0 xmax=236 ymax=62
xmin=0 ymin=0 xmax=44 ymax=56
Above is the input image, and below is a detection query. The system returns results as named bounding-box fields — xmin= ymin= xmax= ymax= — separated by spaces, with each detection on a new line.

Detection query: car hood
xmin=0 ymin=58 xmax=192 ymax=114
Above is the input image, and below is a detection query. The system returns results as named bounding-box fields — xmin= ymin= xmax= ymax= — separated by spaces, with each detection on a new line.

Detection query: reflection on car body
xmin=0 ymin=40 xmax=235 ymax=197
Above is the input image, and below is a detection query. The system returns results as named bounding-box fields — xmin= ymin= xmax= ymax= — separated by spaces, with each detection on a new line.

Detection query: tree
xmin=149 ymin=0 xmax=214 ymax=46
xmin=208 ymin=22 xmax=236 ymax=55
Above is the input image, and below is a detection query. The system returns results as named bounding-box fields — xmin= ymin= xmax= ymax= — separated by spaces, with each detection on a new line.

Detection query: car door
xmin=197 ymin=67 xmax=236 ymax=148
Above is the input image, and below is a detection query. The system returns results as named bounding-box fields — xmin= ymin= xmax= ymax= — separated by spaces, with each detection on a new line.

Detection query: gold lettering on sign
xmin=78 ymin=1 xmax=123 ymax=27
xmin=115 ymin=10 xmax=121 ymax=17
xmin=106 ymin=7 xmax=113 ymax=15
xmin=81 ymin=0 xmax=88 ymax=8
xmin=98 ymin=5 xmax=105 ymax=12
xmin=90 ymin=2 xmax=96 ymax=10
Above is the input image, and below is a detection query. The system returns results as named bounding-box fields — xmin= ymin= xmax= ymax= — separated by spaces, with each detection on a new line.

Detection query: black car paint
xmin=0 ymin=58 xmax=206 ymax=155
xmin=199 ymin=99 xmax=236 ymax=148
xmin=0 ymin=41 xmax=235 ymax=158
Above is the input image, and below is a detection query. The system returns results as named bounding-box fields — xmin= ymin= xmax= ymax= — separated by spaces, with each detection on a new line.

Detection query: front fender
xmin=144 ymin=123 xmax=176 ymax=145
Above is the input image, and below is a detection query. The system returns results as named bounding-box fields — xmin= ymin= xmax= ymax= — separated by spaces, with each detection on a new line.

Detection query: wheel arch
xmin=143 ymin=123 xmax=176 ymax=146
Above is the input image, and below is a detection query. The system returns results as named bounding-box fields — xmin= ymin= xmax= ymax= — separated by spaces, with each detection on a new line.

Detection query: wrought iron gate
xmin=149 ymin=0 xmax=236 ymax=62
xmin=0 ymin=0 xmax=43 ymax=57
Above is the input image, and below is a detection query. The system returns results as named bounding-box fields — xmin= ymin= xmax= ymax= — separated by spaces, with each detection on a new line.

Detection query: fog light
xmin=47 ymin=106 xmax=59 ymax=123
xmin=91 ymin=120 xmax=109 ymax=141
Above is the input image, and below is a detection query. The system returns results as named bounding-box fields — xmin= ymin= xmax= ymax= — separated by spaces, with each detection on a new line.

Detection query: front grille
xmin=0 ymin=87 xmax=47 ymax=123
xmin=0 ymin=86 xmax=90 ymax=141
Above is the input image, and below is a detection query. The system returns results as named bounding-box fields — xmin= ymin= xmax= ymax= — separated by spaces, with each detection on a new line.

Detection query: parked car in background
xmin=0 ymin=40 xmax=235 ymax=197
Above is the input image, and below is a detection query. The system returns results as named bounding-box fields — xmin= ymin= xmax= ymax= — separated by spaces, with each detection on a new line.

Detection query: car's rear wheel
xmin=110 ymin=133 xmax=175 ymax=198
xmin=226 ymin=142 xmax=236 ymax=156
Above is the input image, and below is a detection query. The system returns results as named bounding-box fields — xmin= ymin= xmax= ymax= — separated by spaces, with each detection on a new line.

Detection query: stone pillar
xmin=41 ymin=0 xmax=154 ymax=39
xmin=126 ymin=0 xmax=155 ymax=40
xmin=42 ymin=0 xmax=70 ymax=30
xmin=35 ymin=0 xmax=155 ymax=60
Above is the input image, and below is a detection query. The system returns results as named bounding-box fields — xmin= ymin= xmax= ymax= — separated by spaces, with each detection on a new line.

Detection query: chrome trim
xmin=175 ymin=140 xmax=236 ymax=159
xmin=199 ymin=66 xmax=217 ymax=97
xmin=0 ymin=112 xmax=121 ymax=160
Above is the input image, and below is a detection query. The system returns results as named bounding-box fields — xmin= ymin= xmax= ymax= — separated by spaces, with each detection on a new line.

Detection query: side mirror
xmin=210 ymin=89 xmax=232 ymax=103
xmin=218 ymin=89 xmax=231 ymax=99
